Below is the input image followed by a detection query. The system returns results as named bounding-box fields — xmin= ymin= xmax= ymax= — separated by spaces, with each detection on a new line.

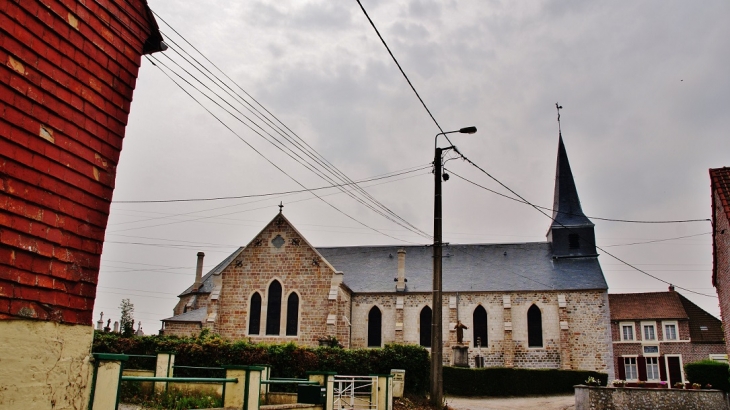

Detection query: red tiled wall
xmin=0 ymin=0 xmax=157 ymax=324
xmin=713 ymin=190 xmax=730 ymax=356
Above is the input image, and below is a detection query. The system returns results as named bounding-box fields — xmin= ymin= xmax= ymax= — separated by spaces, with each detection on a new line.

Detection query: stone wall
xmin=214 ymin=215 xmax=340 ymax=347
xmin=575 ymin=385 xmax=728 ymax=410
xmin=163 ymin=321 xmax=202 ymax=337
xmin=350 ymin=290 xmax=613 ymax=376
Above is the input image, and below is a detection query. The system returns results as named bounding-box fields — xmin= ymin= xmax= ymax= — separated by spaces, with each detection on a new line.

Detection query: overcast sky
xmin=93 ymin=0 xmax=730 ymax=333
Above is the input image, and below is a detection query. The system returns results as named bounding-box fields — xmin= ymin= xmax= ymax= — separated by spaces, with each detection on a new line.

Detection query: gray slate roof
xmin=163 ymin=307 xmax=207 ymax=323
xmin=317 ymin=242 xmax=607 ymax=293
xmin=551 ymin=135 xmax=594 ymax=228
xmin=179 ymin=247 xmax=244 ymax=297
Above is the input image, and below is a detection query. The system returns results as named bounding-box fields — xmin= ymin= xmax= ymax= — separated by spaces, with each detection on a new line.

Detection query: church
xmin=161 ymin=135 xmax=614 ymax=378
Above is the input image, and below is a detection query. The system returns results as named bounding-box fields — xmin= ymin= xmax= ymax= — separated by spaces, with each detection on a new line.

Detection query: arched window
xmin=286 ymin=293 xmax=299 ymax=336
xmin=527 ymin=304 xmax=543 ymax=347
xmin=419 ymin=306 xmax=432 ymax=347
xmin=367 ymin=306 xmax=382 ymax=347
xmin=248 ymin=292 xmax=261 ymax=335
xmin=473 ymin=305 xmax=488 ymax=347
xmin=266 ymin=280 xmax=282 ymax=335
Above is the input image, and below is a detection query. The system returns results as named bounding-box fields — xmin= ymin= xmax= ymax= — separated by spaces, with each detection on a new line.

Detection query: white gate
xmin=333 ymin=375 xmax=379 ymax=410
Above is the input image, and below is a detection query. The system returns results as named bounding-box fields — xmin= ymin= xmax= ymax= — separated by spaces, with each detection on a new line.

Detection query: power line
xmin=601 ymin=232 xmax=711 ymax=247
xmin=447 ymin=168 xmax=711 ymax=224
xmin=452 ymin=149 xmax=717 ymax=298
xmin=113 ymin=165 xmax=429 ymax=203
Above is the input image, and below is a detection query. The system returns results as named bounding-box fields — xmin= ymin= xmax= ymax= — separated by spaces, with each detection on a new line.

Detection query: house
xmin=608 ymin=289 xmax=725 ymax=386
xmin=0 ymin=1 xmax=164 ymax=407
xmin=162 ymin=134 xmax=615 ymax=379
xmin=711 ymin=167 xmax=730 ymax=358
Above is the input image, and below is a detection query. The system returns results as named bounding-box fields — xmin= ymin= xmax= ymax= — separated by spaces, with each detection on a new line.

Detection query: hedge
xmin=684 ymin=360 xmax=730 ymax=392
xmin=92 ymin=331 xmax=429 ymax=395
xmin=443 ymin=366 xmax=608 ymax=396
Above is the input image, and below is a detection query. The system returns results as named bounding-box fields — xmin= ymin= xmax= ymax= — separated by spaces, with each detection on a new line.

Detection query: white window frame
xmin=709 ymin=354 xmax=728 ymax=363
xmin=623 ymin=356 xmax=639 ymax=381
xmin=646 ymin=356 xmax=660 ymax=381
xmin=641 ymin=321 xmax=657 ymax=342
xmin=662 ymin=321 xmax=678 ymax=341
xmin=664 ymin=354 xmax=685 ymax=384
xmin=619 ymin=322 xmax=635 ymax=341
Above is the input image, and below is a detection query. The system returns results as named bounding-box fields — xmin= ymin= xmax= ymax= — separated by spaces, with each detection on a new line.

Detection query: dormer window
xmin=568 ymin=234 xmax=580 ymax=249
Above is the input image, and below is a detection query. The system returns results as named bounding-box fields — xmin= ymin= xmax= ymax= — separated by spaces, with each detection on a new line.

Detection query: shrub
xmin=684 ymin=360 xmax=730 ymax=392
xmin=443 ymin=367 xmax=608 ymax=396
xmin=93 ymin=331 xmax=429 ymax=395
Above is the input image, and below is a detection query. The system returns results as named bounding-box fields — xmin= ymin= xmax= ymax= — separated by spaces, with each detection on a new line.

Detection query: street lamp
xmin=431 ymin=126 xmax=477 ymax=406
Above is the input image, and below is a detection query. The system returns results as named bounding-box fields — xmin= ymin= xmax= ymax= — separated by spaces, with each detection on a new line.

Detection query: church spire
xmin=547 ymin=105 xmax=596 ymax=258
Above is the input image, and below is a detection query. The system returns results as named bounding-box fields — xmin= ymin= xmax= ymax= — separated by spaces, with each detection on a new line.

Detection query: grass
xmin=120 ymin=382 xmax=222 ymax=410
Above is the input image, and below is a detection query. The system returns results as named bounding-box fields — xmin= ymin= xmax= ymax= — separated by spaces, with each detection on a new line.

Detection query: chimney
xmin=396 ymin=248 xmax=406 ymax=291
xmin=668 ymin=284 xmax=675 ymax=292
xmin=193 ymin=252 xmax=205 ymax=292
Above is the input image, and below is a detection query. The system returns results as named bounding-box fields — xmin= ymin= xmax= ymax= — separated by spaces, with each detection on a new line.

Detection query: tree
xmin=119 ymin=298 xmax=135 ymax=337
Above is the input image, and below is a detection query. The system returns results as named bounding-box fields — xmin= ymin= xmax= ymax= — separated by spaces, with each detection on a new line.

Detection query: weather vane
xmin=556 ymin=102 xmax=563 ymax=136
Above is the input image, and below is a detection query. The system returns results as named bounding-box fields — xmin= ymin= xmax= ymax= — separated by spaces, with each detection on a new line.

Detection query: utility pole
xmin=430 ymin=127 xmax=476 ymax=406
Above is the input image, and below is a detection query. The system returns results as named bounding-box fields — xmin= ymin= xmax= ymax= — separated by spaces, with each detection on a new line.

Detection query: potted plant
xmin=673 ymin=382 xmax=684 ymax=389
xmin=692 ymin=383 xmax=702 ymax=390
xmin=585 ymin=376 xmax=601 ymax=387
xmin=658 ymin=381 xmax=668 ymax=389
xmin=611 ymin=380 xmax=627 ymax=388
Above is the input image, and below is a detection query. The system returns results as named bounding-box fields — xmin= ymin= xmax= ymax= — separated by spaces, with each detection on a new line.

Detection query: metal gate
xmin=333 ymin=375 xmax=379 ymax=410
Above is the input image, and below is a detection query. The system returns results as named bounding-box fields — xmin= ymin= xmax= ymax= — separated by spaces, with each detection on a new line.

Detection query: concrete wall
xmin=0 ymin=321 xmax=93 ymax=409
xmin=575 ymin=386 xmax=729 ymax=410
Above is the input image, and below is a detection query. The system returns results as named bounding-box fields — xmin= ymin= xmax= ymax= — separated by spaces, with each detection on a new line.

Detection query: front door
xmin=667 ymin=356 xmax=682 ymax=385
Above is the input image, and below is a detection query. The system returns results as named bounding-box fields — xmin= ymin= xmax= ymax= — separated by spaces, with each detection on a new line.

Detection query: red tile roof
xmin=609 ymin=292 xmax=689 ymax=320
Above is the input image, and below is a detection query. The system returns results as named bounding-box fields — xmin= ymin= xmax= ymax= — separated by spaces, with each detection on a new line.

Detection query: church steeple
xmin=547 ymin=106 xmax=597 ymax=258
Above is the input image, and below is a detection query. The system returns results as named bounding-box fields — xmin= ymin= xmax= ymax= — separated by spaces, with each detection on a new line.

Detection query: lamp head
xmin=459 ymin=126 xmax=477 ymax=134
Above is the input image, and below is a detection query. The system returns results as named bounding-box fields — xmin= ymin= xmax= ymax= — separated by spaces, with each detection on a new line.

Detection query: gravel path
xmin=446 ymin=394 xmax=575 ymax=410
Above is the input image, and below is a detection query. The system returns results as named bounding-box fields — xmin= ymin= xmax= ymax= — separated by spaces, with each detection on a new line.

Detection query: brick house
xmin=609 ymin=289 xmax=725 ymax=386
xmin=0 ymin=0 xmax=164 ymax=407
xmin=711 ymin=167 xmax=730 ymax=358
xmin=162 ymin=135 xmax=615 ymax=378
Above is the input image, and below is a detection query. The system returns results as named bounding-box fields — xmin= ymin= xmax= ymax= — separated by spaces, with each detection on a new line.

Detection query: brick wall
xmin=713 ymin=189 xmax=730 ymax=357
xmin=163 ymin=321 xmax=202 ymax=338
xmin=0 ymin=0 xmax=162 ymax=324
xmin=213 ymin=214 xmax=341 ymax=347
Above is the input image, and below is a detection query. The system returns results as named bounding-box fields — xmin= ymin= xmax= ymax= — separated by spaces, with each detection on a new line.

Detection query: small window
xmin=643 ymin=345 xmax=659 ymax=355
xmin=646 ymin=357 xmax=660 ymax=381
xmin=527 ymin=305 xmax=543 ymax=348
xmin=249 ymin=292 xmax=262 ymax=335
xmin=286 ymin=293 xmax=299 ymax=336
xmin=624 ymin=357 xmax=638 ymax=380
xmin=568 ymin=234 xmax=580 ymax=249
xmin=367 ymin=306 xmax=382 ymax=347
xmin=663 ymin=322 xmax=677 ymax=341
xmin=642 ymin=322 xmax=656 ymax=341
xmin=620 ymin=322 xmax=635 ymax=341
xmin=419 ymin=306 xmax=432 ymax=347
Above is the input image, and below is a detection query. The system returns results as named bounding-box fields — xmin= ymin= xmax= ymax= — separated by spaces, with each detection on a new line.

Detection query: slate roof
xmin=179 ymin=247 xmax=244 ymax=297
xmin=550 ymin=135 xmax=594 ymax=229
xmin=163 ymin=307 xmax=207 ymax=323
xmin=317 ymin=242 xmax=607 ymax=293
xmin=609 ymin=291 xmax=723 ymax=343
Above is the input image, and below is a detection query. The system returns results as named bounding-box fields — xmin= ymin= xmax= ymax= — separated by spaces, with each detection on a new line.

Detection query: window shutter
xmin=637 ymin=356 xmax=647 ymax=381
xmin=617 ymin=358 xmax=626 ymax=380
xmin=659 ymin=355 xmax=667 ymax=381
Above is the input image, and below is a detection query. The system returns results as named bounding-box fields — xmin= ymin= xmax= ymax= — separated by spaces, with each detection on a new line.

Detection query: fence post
xmin=224 ymin=365 xmax=265 ymax=410
xmin=154 ymin=352 xmax=175 ymax=393
xmin=89 ymin=353 xmax=128 ymax=410
xmin=307 ymin=371 xmax=337 ymax=410
xmin=370 ymin=374 xmax=394 ymax=410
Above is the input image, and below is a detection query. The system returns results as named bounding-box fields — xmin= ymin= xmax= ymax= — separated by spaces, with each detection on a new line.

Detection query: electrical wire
xmin=446 ymin=168 xmax=711 ymax=224
xmin=451 ymin=151 xmax=717 ymax=298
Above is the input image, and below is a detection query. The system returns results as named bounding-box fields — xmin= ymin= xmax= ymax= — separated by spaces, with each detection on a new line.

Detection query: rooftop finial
xmin=556 ymin=102 xmax=563 ymax=136
xmin=278 ymin=201 xmax=284 ymax=213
